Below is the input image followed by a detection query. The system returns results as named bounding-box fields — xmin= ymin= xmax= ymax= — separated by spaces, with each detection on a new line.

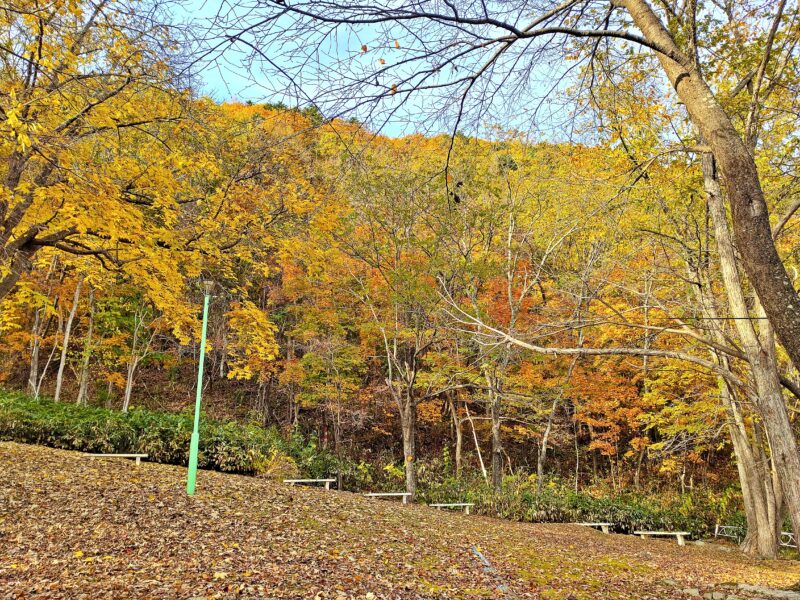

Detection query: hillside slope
xmin=1 ymin=442 xmax=799 ymax=599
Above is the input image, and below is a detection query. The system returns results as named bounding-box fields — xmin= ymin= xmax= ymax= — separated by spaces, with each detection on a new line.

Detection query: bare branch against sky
xmin=188 ymin=0 xmax=688 ymax=139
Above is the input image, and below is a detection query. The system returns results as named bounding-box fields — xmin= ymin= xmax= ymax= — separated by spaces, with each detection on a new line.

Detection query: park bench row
xmin=282 ymin=480 xmax=474 ymax=512
xmin=285 ymin=485 xmax=475 ymax=513
xmin=82 ymin=455 xmax=692 ymax=545
xmin=573 ymin=522 xmax=691 ymax=545
xmin=293 ymin=486 xmax=691 ymax=543
xmin=283 ymin=480 xmax=474 ymax=514
xmin=359 ymin=493 xmax=474 ymax=513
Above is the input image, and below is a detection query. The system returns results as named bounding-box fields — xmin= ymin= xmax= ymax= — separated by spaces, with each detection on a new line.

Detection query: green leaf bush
xmin=0 ymin=391 xmax=336 ymax=477
xmin=412 ymin=457 xmax=730 ymax=538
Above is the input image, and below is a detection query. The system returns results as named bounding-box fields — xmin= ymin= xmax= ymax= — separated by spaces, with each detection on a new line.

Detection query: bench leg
xmin=640 ymin=534 xmax=647 ymax=540
xmin=325 ymin=481 xmax=330 ymax=490
xmin=601 ymin=525 xmax=609 ymax=534
xmin=135 ymin=457 xmax=141 ymax=466
xmin=465 ymin=506 xmax=470 ymax=515
xmin=676 ymin=535 xmax=685 ymax=546
xmin=402 ymin=495 xmax=408 ymax=504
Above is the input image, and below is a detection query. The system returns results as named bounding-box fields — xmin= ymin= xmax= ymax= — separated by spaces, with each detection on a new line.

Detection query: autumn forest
xmin=3 ymin=1 xmax=800 ymax=595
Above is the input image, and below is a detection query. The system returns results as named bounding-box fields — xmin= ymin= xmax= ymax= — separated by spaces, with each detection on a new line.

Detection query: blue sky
xmin=171 ymin=0 xmax=589 ymax=140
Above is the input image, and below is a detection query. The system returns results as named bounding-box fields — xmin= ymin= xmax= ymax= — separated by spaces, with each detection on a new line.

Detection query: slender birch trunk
xmin=76 ymin=287 xmax=94 ymax=405
xmin=28 ymin=308 xmax=41 ymax=395
xmin=54 ymin=276 xmax=82 ymax=402
xmin=465 ymin=402 xmax=488 ymax=483
xmin=448 ymin=395 xmax=463 ymax=476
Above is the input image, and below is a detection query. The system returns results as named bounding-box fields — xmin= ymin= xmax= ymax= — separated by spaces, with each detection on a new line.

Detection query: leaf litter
xmin=1 ymin=442 xmax=800 ymax=599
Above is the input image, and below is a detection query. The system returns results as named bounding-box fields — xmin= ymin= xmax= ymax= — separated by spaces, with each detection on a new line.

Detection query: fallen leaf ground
xmin=1 ymin=442 xmax=800 ymax=599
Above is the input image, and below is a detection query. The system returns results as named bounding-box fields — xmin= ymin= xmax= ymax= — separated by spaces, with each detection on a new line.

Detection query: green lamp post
xmin=187 ymin=280 xmax=214 ymax=496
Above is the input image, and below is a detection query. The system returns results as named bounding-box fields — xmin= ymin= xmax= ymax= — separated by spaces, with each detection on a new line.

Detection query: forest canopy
xmin=1 ymin=0 xmax=800 ymax=561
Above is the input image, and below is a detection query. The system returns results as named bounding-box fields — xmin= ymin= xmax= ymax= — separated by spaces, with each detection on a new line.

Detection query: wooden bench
xmin=429 ymin=502 xmax=475 ymax=515
xmin=574 ymin=522 xmax=614 ymax=534
xmin=634 ymin=530 xmax=690 ymax=546
xmin=283 ymin=478 xmax=337 ymax=490
xmin=364 ymin=492 xmax=412 ymax=504
xmin=86 ymin=453 xmax=148 ymax=466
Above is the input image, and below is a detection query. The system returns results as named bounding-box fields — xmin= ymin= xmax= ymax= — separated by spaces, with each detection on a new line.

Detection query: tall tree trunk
xmin=76 ymin=287 xmax=94 ymax=405
xmin=538 ymin=353 xmax=582 ymax=495
xmin=721 ymin=382 xmax=779 ymax=558
xmin=448 ymin=395 xmax=463 ymax=476
xmin=633 ymin=449 xmax=646 ymax=491
xmin=399 ymin=394 xmax=417 ymax=497
xmin=623 ymin=0 xmax=800 ymax=373
xmin=54 ymin=276 xmax=82 ymax=402
xmin=330 ymin=388 xmax=343 ymax=456
xmin=35 ymin=324 xmax=60 ymax=400
xmin=465 ymin=402 xmax=488 ymax=483
xmin=537 ymin=395 xmax=559 ymax=495
xmin=573 ymin=420 xmax=580 ymax=492
xmin=484 ymin=370 xmax=503 ymax=492
xmin=636 ymin=275 xmax=652 ymax=491
xmin=490 ymin=392 xmax=502 ymax=491
xmin=28 ymin=308 xmax=41 ymax=395
xmin=122 ymin=358 xmax=137 ymax=412
xmin=687 ymin=170 xmax=780 ymax=558
xmin=703 ymin=152 xmax=800 ymax=550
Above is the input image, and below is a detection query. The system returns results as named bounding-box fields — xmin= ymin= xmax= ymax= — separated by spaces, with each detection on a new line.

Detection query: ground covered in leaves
xmin=2 ymin=443 xmax=800 ymax=599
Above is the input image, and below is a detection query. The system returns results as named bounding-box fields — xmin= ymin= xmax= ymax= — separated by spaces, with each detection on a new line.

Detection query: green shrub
xmin=410 ymin=457 xmax=725 ymax=538
xmin=0 ymin=390 xmax=338 ymax=477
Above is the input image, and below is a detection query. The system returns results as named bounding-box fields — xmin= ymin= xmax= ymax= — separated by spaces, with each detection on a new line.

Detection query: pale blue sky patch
xmin=171 ymin=0 xmax=597 ymax=140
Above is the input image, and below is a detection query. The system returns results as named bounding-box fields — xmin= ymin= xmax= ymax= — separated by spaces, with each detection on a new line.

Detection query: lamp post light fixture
xmin=187 ymin=280 xmax=214 ymax=496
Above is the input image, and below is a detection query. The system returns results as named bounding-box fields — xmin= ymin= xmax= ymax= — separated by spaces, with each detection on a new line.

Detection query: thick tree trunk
xmin=54 ymin=277 xmax=82 ymax=402
xmin=623 ymin=0 xmax=800 ymax=373
xmin=722 ymin=383 xmax=779 ymax=558
xmin=0 ymin=247 xmax=33 ymax=301
xmin=703 ymin=153 xmax=800 ymax=550
xmin=686 ymin=160 xmax=781 ymax=557
xmin=399 ymin=396 xmax=417 ymax=497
